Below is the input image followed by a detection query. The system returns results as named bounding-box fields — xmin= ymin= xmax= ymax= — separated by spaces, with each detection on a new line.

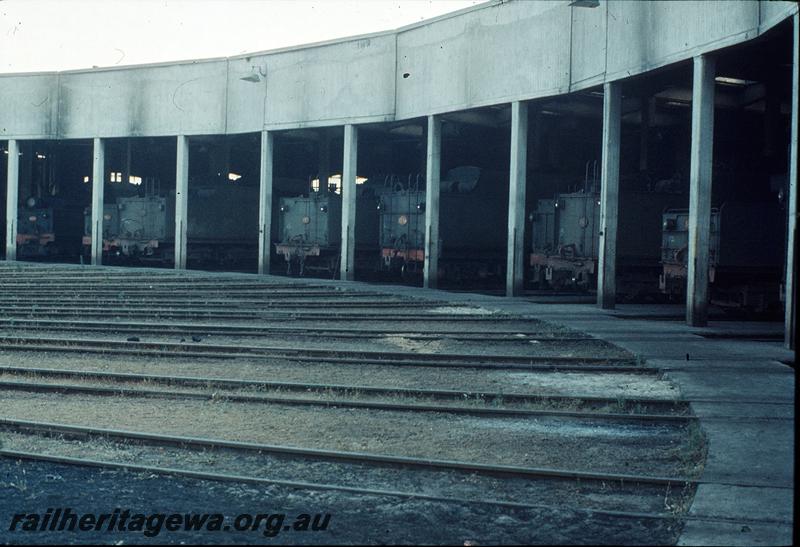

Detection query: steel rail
xmin=0 ymin=365 xmax=682 ymax=408
xmin=0 ymin=344 xmax=647 ymax=372
xmin=0 ymin=302 xmax=443 ymax=311
xmin=0 ymin=297 xmax=436 ymax=305
xmin=0 ymin=319 xmax=583 ymax=342
xmin=0 ymin=282 xmax=336 ymax=290
xmin=0 ymin=296 xmax=390 ymax=303
xmin=0 ymin=317 xmax=554 ymax=336
xmin=0 ymin=293 xmax=420 ymax=301
xmin=0 ymin=335 xmax=634 ymax=365
xmin=0 ymin=310 xmax=525 ymax=322
xmin=0 ymin=419 xmax=696 ymax=487
xmin=0 ymin=378 xmax=693 ymax=422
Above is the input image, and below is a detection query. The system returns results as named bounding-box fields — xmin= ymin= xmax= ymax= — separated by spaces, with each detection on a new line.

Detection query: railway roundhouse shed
xmin=0 ymin=2 xmax=797 ymax=545
xmin=1 ymin=0 xmax=797 ymax=347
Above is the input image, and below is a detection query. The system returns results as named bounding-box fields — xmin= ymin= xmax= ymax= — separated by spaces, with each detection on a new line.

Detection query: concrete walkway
xmin=342 ymin=281 xmax=795 ymax=546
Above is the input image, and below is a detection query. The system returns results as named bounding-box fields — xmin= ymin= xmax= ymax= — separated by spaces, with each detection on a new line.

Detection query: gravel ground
xmin=0 ymin=390 xmax=697 ymax=477
xmin=0 ymin=459 xmax=685 ymax=545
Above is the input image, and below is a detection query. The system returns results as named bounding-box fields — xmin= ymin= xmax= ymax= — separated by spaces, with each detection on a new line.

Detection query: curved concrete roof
xmin=0 ymin=0 xmax=796 ymax=140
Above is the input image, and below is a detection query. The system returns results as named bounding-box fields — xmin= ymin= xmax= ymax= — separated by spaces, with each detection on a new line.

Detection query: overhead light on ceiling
xmin=240 ymin=65 xmax=266 ymax=83
xmin=570 ymin=0 xmax=600 ymax=7
xmin=715 ymin=76 xmax=756 ymax=87
xmin=389 ymin=125 xmax=423 ymax=137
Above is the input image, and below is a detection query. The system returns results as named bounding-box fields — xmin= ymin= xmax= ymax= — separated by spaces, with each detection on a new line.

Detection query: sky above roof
xmin=0 ymin=0 xmax=484 ymax=73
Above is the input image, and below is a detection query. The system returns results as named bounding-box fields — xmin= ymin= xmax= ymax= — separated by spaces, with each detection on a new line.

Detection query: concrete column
xmin=686 ymin=54 xmax=716 ymax=327
xmin=90 ymin=138 xmax=105 ymax=266
xmin=258 ymin=130 xmax=274 ymax=275
xmin=423 ymin=115 xmax=442 ymax=289
xmin=174 ymin=135 xmax=189 ymax=270
xmin=5 ymin=139 xmax=19 ymax=261
xmin=506 ymin=101 xmax=528 ymax=297
xmin=339 ymin=124 xmax=358 ymax=281
xmin=785 ymin=13 xmax=798 ymax=349
xmin=597 ymin=81 xmax=622 ymax=309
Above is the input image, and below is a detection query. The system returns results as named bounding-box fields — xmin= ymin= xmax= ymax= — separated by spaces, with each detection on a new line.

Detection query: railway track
xmin=0 ymin=372 xmax=691 ymax=421
xmin=0 ymin=365 xmax=683 ymax=412
xmin=0 ymin=307 xmax=524 ymax=322
xmin=0 ymin=318 xmax=586 ymax=342
xmin=0 ymin=419 xmax=698 ymax=518
xmin=0 ymin=335 xmax=637 ymax=369
xmin=0 ymin=418 xmax=696 ymax=485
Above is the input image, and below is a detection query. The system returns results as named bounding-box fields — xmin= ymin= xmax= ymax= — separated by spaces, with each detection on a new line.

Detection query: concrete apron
xmin=322 ymin=280 xmax=794 ymax=546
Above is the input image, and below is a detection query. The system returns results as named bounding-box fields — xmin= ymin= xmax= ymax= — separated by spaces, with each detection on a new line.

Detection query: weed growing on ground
xmin=679 ymin=421 xmax=708 ymax=476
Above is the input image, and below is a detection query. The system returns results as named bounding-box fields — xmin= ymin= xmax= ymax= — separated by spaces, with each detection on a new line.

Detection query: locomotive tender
xmin=660 ymin=202 xmax=785 ymax=310
xmin=17 ymin=196 xmax=85 ymax=260
xmin=83 ymin=183 xmax=259 ymax=266
xmin=275 ymin=179 xmax=381 ymax=276
xmin=530 ymin=188 xmax=687 ymax=292
xmin=378 ymin=166 xmax=509 ymax=282
xmin=276 ymin=191 xmax=342 ymax=275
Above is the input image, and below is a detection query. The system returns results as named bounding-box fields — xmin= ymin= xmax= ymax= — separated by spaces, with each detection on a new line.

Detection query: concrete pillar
xmin=423 ymin=115 xmax=442 ymax=289
xmin=597 ymin=81 xmax=622 ymax=309
xmin=686 ymin=55 xmax=716 ymax=327
xmin=506 ymin=101 xmax=528 ymax=297
xmin=258 ymin=130 xmax=274 ymax=275
xmin=5 ymin=139 xmax=19 ymax=261
xmin=174 ymin=135 xmax=189 ymax=270
xmin=785 ymin=13 xmax=798 ymax=349
xmin=90 ymin=138 xmax=105 ymax=266
xmin=339 ymin=124 xmax=358 ymax=281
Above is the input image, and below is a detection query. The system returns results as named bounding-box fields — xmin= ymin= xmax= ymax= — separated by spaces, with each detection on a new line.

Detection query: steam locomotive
xmin=82 ymin=183 xmax=260 ymax=267
xmin=660 ymin=202 xmax=785 ymax=311
xmin=377 ymin=166 xmax=509 ymax=283
xmin=529 ymin=189 xmax=686 ymax=292
xmin=17 ymin=196 xmax=84 ymax=260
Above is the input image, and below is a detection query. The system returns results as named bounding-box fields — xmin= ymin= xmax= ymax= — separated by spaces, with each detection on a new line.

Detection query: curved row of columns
xmin=3 ymin=18 xmax=798 ymax=348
